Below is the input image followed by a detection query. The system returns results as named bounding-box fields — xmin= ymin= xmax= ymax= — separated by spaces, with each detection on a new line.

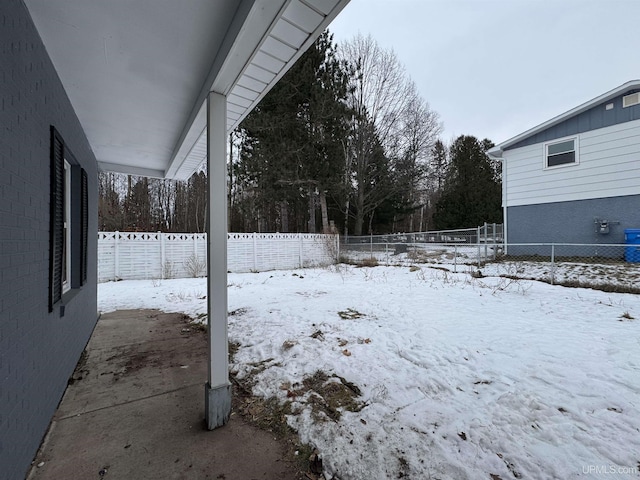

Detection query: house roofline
xmin=488 ymin=79 xmax=640 ymax=159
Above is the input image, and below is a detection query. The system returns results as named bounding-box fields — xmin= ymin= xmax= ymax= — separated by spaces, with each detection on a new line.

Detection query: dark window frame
xmin=49 ymin=127 xmax=89 ymax=312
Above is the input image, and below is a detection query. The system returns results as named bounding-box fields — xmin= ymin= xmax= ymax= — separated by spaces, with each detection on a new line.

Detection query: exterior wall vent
xmin=622 ymin=92 xmax=640 ymax=108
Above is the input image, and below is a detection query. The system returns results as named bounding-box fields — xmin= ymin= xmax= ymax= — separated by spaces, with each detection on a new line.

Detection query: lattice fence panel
xmin=97 ymin=232 xmax=116 ymax=283
xmin=227 ymin=233 xmax=256 ymax=272
xmin=98 ymin=232 xmax=338 ymax=282
xmin=163 ymin=233 xmax=207 ymax=278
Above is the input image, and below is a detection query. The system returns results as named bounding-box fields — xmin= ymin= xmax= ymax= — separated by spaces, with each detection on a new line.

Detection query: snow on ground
xmin=98 ymin=265 xmax=640 ymax=479
xmin=343 ymin=245 xmax=640 ymax=290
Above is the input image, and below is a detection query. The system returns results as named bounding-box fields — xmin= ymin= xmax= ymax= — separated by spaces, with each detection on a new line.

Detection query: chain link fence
xmin=484 ymin=243 xmax=640 ymax=293
xmin=339 ymin=226 xmax=640 ymax=294
xmin=340 ymin=224 xmax=503 ymax=267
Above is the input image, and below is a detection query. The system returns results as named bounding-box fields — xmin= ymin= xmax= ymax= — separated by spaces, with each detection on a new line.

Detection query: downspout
xmin=488 ymin=147 xmax=506 ymax=254
xmin=502 ymin=155 xmax=507 ymax=255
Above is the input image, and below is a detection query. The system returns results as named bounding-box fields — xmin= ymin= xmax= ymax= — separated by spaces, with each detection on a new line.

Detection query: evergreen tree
xmin=432 ymin=135 xmax=502 ymax=229
xmin=237 ymin=30 xmax=351 ymax=233
xmin=124 ymin=177 xmax=151 ymax=231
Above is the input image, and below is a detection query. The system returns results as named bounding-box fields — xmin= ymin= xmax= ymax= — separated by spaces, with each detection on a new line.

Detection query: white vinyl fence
xmin=98 ymin=231 xmax=338 ymax=282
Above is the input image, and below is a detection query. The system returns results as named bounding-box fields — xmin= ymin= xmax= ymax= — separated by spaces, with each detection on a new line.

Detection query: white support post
xmin=205 ymin=91 xmax=231 ymax=429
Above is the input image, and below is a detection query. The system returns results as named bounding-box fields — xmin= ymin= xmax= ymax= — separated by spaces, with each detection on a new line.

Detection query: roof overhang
xmin=25 ymin=0 xmax=349 ymax=180
xmin=488 ymin=79 xmax=640 ymax=159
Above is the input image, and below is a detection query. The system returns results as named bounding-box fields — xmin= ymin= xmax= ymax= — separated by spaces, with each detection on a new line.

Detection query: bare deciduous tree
xmin=339 ymin=34 xmax=441 ymax=235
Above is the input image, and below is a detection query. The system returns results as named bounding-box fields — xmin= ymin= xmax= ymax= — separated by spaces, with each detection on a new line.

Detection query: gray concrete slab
xmin=27 ymin=310 xmax=301 ymax=480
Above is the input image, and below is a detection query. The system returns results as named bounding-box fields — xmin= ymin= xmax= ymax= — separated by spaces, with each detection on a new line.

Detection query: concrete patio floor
xmin=26 ymin=310 xmax=301 ymax=480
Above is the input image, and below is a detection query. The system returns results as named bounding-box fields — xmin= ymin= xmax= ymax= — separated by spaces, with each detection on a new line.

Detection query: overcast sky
xmin=329 ymin=0 xmax=640 ymax=145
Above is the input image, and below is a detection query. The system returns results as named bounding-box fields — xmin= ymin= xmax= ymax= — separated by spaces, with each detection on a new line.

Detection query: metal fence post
xmin=493 ymin=223 xmax=497 ymax=260
xmin=477 ymin=226 xmax=481 ymax=268
xmin=454 ymin=245 xmax=458 ymax=273
xmin=484 ymin=222 xmax=488 ymax=262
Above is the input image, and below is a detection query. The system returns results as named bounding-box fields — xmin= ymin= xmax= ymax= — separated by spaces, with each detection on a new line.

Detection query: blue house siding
xmin=506 ymin=89 xmax=640 ymax=150
xmin=506 ymin=194 xmax=640 ymax=256
xmin=1 ymin=2 xmax=99 ymax=479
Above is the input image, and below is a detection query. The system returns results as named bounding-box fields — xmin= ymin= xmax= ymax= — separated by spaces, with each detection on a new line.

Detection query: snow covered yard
xmin=342 ymin=244 xmax=640 ymax=292
xmin=98 ymin=265 xmax=640 ymax=479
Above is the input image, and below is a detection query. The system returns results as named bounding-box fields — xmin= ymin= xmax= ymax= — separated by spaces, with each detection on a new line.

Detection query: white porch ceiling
xmin=25 ymin=0 xmax=349 ymax=180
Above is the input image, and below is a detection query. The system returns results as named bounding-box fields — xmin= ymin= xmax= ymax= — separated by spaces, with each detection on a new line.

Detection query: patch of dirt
xmin=397 ymin=454 xmax=410 ymax=478
xmin=231 ymin=375 xmax=317 ymax=477
xmin=231 ymin=368 xmax=364 ymax=477
xmin=310 ymin=330 xmax=325 ymax=340
xmin=228 ymin=341 xmax=240 ymax=361
xmin=288 ymin=371 xmax=364 ymax=422
xmin=337 ymin=308 xmax=365 ymax=320
xmin=473 ymin=380 xmax=492 ymax=385
xmin=356 ymin=257 xmax=378 ymax=268
xmin=67 ymin=350 xmax=89 ymax=385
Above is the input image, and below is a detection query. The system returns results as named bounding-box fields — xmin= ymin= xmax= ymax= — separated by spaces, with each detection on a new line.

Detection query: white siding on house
xmin=503 ymin=119 xmax=640 ymax=207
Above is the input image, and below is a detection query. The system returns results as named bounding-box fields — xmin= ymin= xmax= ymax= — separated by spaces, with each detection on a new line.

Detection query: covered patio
xmin=0 ymin=1 xmax=349 ymax=478
xmin=27 ymin=309 xmax=300 ymax=479
xmin=24 ymin=0 xmax=349 ymax=428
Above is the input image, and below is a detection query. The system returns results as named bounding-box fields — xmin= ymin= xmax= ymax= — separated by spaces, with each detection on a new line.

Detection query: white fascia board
xmin=495 ymin=79 xmax=640 ymax=154
xmin=166 ymin=0 xmax=291 ymax=180
xmin=166 ymin=0 xmax=350 ymax=180
xmin=165 ymin=0 xmax=271 ymax=180
xmin=226 ymin=0 xmax=350 ymax=132
xmin=487 ymin=145 xmax=503 ymax=159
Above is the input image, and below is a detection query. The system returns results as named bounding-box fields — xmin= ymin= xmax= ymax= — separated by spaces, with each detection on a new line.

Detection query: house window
xmin=545 ymin=138 xmax=577 ymax=168
xmin=50 ymin=127 xmax=89 ymax=312
xmin=62 ymin=160 xmax=71 ymax=293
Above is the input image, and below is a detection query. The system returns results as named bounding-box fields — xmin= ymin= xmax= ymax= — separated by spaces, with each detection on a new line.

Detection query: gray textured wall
xmin=506 ymin=195 xmax=640 ymax=256
xmin=0 ymin=2 xmax=99 ymax=479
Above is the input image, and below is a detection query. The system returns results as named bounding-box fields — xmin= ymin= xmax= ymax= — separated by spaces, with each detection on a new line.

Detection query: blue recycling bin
xmin=624 ymin=229 xmax=640 ymax=262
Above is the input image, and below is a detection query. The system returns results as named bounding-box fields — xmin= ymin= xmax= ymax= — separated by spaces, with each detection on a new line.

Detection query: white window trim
xmin=62 ymin=159 xmax=71 ymax=294
xmin=543 ymin=135 xmax=580 ymax=170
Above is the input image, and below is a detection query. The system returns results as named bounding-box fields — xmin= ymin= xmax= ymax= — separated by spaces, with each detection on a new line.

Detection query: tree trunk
xmin=308 ymin=186 xmax=316 ymax=233
xmin=280 ymin=201 xmax=289 ymax=232
xmin=343 ymin=198 xmax=350 ymax=237
xmin=354 ymin=187 xmax=365 ymax=236
xmin=319 ymin=191 xmax=330 ymax=233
